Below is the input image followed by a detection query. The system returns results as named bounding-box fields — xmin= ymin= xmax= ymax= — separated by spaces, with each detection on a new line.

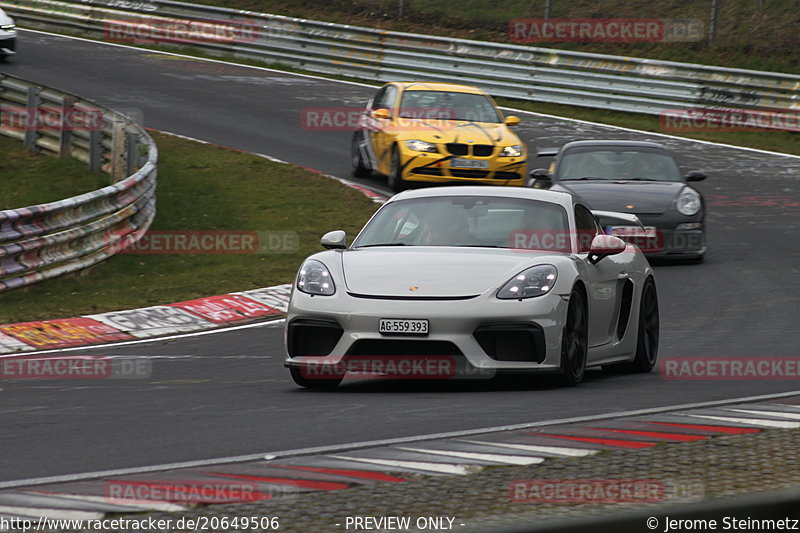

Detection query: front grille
xmin=445 ymin=143 xmax=469 ymax=156
xmin=411 ymin=166 xmax=443 ymax=176
xmin=473 ymin=323 xmax=546 ymax=362
xmin=287 ymin=318 xmax=343 ymax=357
xmin=473 ymin=145 xmax=494 ymax=157
xmin=449 ymin=169 xmax=490 ymax=179
xmin=444 ymin=143 xmax=495 ymax=157
xmin=347 ymin=339 xmax=463 ymax=356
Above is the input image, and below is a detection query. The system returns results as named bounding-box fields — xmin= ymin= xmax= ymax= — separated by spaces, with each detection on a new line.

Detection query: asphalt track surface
xmin=1 ymin=30 xmax=799 ymax=483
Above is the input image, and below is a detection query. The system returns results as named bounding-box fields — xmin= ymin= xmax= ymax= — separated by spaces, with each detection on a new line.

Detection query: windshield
xmin=398 ymin=90 xmax=502 ymax=123
xmin=556 ymin=148 xmax=682 ymax=181
xmin=353 ymin=196 xmax=570 ymax=251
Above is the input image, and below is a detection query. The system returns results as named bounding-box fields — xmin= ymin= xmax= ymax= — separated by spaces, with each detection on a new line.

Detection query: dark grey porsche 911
xmin=529 ymin=140 xmax=706 ymax=260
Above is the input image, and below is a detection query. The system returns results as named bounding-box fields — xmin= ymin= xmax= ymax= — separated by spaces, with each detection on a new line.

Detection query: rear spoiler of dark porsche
xmin=536 ymin=147 xmax=560 ymax=158
xmin=591 ymin=210 xmax=644 ymax=229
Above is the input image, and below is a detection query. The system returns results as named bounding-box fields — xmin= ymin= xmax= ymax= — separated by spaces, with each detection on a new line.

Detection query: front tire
xmin=559 ymin=287 xmax=588 ymax=386
xmin=290 ymin=366 xmax=343 ymax=389
xmin=387 ymin=145 xmax=407 ymax=192
xmin=351 ymin=132 xmax=371 ymax=178
xmin=628 ymin=277 xmax=659 ymax=372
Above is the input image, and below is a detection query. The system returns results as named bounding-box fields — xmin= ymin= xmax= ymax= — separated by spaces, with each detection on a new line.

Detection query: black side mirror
xmin=528 ymin=168 xmax=553 ymax=189
xmin=684 ymin=170 xmax=706 ymax=182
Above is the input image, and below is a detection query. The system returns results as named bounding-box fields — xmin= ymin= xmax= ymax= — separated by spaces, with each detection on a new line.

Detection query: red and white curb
xmin=0 ymin=394 xmax=799 ymax=521
xmin=0 ymin=285 xmax=291 ymax=354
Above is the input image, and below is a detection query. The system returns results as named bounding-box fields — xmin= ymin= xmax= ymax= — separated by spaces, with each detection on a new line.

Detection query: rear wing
xmin=591 ymin=210 xmax=643 ymax=228
xmin=535 ymin=147 xmax=560 ymax=158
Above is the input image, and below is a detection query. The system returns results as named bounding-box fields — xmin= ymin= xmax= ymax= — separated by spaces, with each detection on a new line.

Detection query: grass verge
xmin=0 ymin=135 xmax=109 ymax=210
xmin=0 ymin=132 xmax=380 ymax=323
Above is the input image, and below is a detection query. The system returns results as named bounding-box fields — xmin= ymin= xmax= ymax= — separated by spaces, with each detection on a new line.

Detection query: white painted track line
xmin=0 ymin=505 xmax=101 ymax=520
xmin=327 ymin=456 xmax=474 ymax=475
xmin=30 ymin=492 xmax=186 ymax=512
xmin=684 ymin=414 xmax=800 ymax=429
xmin=395 ymin=447 xmax=544 ymax=465
xmin=458 ymin=440 xmax=598 ymax=457
xmin=722 ymin=408 xmax=800 ymax=421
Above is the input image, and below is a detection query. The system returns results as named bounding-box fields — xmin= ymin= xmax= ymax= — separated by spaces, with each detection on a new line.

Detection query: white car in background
xmin=0 ymin=8 xmax=17 ymax=61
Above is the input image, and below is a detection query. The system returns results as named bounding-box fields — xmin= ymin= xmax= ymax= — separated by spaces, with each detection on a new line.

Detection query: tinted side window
xmin=373 ymin=86 xmax=397 ymax=110
xmin=574 ymin=204 xmax=599 ymax=253
xmin=369 ymin=87 xmax=386 ymax=110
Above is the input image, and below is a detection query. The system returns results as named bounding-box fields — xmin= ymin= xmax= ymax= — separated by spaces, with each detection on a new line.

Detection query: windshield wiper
xmin=561 ymin=176 xmax=607 ymax=181
xmin=357 ymin=243 xmax=408 ymax=248
xmin=620 ymin=177 xmax=665 ymax=181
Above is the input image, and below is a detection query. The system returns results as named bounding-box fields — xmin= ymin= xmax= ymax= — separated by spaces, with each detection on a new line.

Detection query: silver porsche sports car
xmin=285 ymin=187 xmax=659 ymax=388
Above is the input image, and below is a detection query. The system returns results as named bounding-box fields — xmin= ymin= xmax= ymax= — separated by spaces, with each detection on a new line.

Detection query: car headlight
xmin=497 ymin=264 xmax=557 ymax=299
xmin=500 ymin=145 xmax=524 ymax=157
xmin=676 ymin=187 xmax=702 ymax=216
xmin=296 ymin=259 xmax=335 ymax=296
xmin=405 ymin=139 xmax=438 ymax=153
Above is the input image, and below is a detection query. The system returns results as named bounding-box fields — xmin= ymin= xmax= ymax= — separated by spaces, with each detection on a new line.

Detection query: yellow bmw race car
xmin=351 ymin=82 xmax=527 ymax=191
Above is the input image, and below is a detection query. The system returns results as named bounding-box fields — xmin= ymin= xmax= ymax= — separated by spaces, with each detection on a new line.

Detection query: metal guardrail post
xmin=110 ymin=114 xmax=126 ymax=181
xmin=708 ymin=0 xmax=720 ymax=46
xmin=58 ymin=96 xmax=74 ymax=159
xmin=23 ymin=85 xmax=40 ymax=151
xmin=125 ymin=125 xmax=138 ymax=177
xmin=88 ymin=124 xmax=102 ymax=173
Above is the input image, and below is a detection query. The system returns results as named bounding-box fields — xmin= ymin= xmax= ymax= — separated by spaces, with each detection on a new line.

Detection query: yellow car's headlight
xmin=405 ymin=139 xmax=438 ymax=153
xmin=500 ymin=145 xmax=524 ymax=157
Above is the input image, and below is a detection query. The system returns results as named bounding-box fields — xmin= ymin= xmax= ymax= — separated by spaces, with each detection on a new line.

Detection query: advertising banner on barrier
xmin=234 ymin=285 xmax=292 ymax=313
xmin=168 ymin=294 xmax=281 ymax=323
xmin=88 ymin=306 xmax=214 ymax=338
xmin=0 ymin=317 xmax=135 ymax=349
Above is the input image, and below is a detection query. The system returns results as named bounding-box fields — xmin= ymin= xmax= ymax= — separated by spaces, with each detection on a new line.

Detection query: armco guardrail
xmin=0 ymin=74 xmax=157 ymax=293
xmin=2 ymin=0 xmax=799 ymax=123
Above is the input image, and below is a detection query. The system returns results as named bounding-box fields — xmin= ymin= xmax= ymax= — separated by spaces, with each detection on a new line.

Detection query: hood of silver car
xmin=341 ymin=247 xmax=553 ymax=297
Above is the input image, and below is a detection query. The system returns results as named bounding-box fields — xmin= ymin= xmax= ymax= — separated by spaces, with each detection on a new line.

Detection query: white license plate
xmin=450 ymin=158 xmax=489 ymax=169
xmin=379 ymin=318 xmax=429 ymax=335
xmin=608 ymin=226 xmax=657 ymax=238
